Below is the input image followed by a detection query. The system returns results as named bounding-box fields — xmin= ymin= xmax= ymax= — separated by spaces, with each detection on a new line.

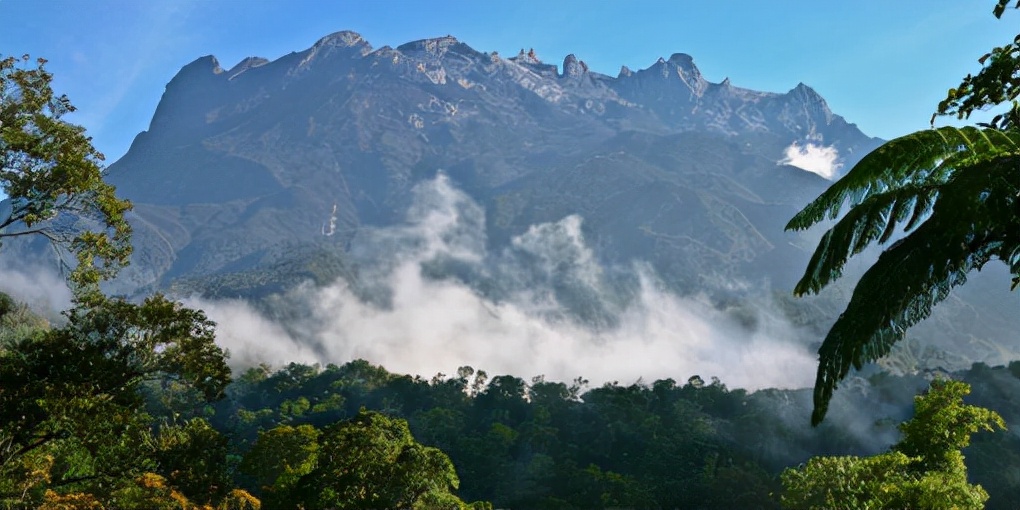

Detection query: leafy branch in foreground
xmin=787 ymin=3 xmax=1020 ymax=425
xmin=936 ymin=0 xmax=1020 ymax=130
xmin=1 ymin=54 xmax=132 ymax=299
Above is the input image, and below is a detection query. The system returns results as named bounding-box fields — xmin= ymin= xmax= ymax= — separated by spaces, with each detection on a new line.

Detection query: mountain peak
xmin=632 ymin=52 xmax=707 ymax=96
xmin=313 ymin=30 xmax=369 ymax=49
xmin=185 ymin=55 xmax=223 ymax=75
xmin=397 ymin=35 xmax=466 ymax=57
xmin=787 ymin=82 xmax=830 ymax=109
xmin=297 ymin=30 xmax=372 ymax=70
xmin=667 ymin=53 xmax=696 ymax=68
xmin=562 ymin=54 xmax=589 ymax=78
xmin=227 ymin=56 xmax=269 ymax=78
xmin=510 ymin=48 xmax=542 ymax=65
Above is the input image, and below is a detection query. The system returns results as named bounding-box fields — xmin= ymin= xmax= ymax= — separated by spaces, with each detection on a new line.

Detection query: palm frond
xmin=811 ymin=156 xmax=1020 ymax=425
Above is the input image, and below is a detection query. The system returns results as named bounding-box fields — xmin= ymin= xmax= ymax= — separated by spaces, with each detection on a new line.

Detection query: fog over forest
xmin=185 ymin=175 xmax=818 ymax=389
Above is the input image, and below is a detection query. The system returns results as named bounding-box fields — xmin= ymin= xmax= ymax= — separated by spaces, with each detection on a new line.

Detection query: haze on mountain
xmin=1 ymin=31 xmax=1016 ymax=386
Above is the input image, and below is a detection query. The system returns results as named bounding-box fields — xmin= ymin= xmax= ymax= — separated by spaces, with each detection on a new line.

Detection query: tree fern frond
xmin=786 ymin=127 xmax=1020 ymax=232
xmin=811 ymin=157 xmax=1020 ymax=425
xmin=879 ymin=191 xmax=916 ymax=244
xmin=794 ymin=184 xmax=934 ymax=295
xmin=903 ymin=191 xmax=937 ymax=232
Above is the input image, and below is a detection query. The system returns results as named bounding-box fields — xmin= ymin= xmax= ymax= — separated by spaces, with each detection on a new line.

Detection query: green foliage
xmin=239 ymin=424 xmax=319 ymax=505
xmin=12 ymin=352 xmax=1019 ymax=509
xmin=291 ymin=410 xmax=483 ymax=510
xmin=781 ymin=451 xmax=917 ymax=509
xmin=781 ymin=380 xmax=1004 ymax=509
xmin=894 ymin=379 xmax=1005 ymax=475
xmin=0 ymin=54 xmax=132 ymax=298
xmin=59 ymin=294 xmax=232 ymax=401
xmin=0 ymin=295 xmax=232 ymax=506
xmin=0 ymin=291 xmax=48 ymax=346
xmin=936 ymin=0 xmax=1020 ymax=130
xmin=787 ymin=3 xmax=1020 ymax=424
xmin=210 ymin=360 xmax=792 ymax=509
xmin=147 ymin=418 xmax=234 ymax=505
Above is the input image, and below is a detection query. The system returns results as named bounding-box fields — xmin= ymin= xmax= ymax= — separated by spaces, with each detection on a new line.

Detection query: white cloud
xmin=197 ymin=175 xmax=817 ymax=390
xmin=780 ymin=142 xmax=842 ymax=180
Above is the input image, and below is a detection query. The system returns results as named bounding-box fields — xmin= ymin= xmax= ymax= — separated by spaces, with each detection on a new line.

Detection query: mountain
xmin=98 ymin=31 xmax=875 ymax=291
xmin=4 ymin=31 xmax=1016 ymax=373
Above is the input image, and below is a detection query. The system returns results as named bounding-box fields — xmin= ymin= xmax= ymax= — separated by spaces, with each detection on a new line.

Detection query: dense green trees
xmin=194 ymin=358 xmax=1020 ymax=509
xmin=210 ymin=361 xmax=799 ymax=509
xmin=0 ymin=294 xmax=236 ymax=505
xmin=787 ymin=1 xmax=1020 ymax=424
xmin=8 ymin=318 xmax=1020 ymax=510
xmin=291 ymin=410 xmax=489 ymax=510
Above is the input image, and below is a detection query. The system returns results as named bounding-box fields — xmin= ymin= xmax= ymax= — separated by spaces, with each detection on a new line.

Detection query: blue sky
xmin=1 ymin=0 xmax=1016 ymax=164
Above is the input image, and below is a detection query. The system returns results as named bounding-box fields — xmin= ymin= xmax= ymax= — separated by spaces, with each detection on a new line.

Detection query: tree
xmin=781 ymin=379 xmax=1004 ymax=509
xmin=290 ymin=410 xmax=490 ymax=510
xmin=0 ymin=53 xmax=248 ymax=507
xmin=0 ymin=295 xmax=232 ymax=505
xmin=147 ymin=418 xmax=235 ymax=505
xmin=239 ymin=424 xmax=320 ymax=507
xmin=1 ymin=54 xmax=132 ymax=297
xmin=786 ymin=1 xmax=1020 ymax=424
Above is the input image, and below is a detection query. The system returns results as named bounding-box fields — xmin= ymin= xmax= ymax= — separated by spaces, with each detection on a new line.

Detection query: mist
xmin=0 ymin=263 xmax=73 ymax=317
xmin=193 ymin=174 xmax=817 ymax=390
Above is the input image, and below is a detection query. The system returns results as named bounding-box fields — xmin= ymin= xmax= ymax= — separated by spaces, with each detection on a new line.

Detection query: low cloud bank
xmin=194 ymin=175 xmax=817 ymax=390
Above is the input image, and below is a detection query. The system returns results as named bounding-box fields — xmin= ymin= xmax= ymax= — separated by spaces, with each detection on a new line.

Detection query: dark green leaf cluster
xmin=788 ymin=127 xmax=1020 ymax=425
xmin=0 ymin=295 xmax=237 ymax=507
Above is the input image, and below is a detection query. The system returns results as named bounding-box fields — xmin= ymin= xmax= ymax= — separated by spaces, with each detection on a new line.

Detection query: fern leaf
xmin=794 ymin=184 xmax=935 ymax=295
xmin=811 ymin=156 xmax=1020 ymax=425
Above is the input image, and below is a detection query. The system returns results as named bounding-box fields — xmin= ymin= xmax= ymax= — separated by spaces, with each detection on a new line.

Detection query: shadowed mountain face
xmin=100 ymin=31 xmax=879 ymax=294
